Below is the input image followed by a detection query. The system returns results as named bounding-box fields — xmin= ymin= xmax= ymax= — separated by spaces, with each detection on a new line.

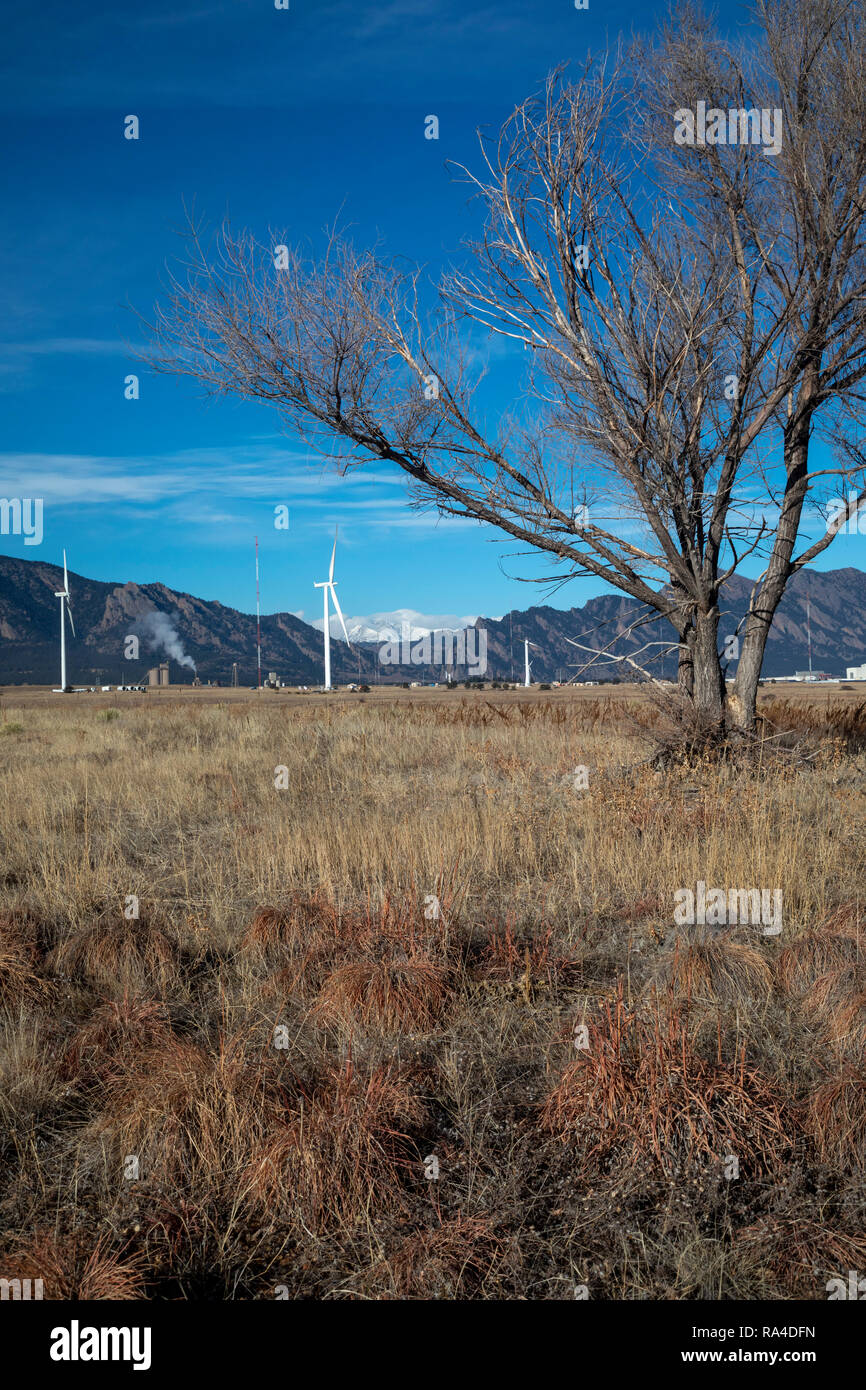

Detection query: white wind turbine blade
xmin=62 ymin=551 xmax=75 ymax=636
xmin=329 ymin=584 xmax=351 ymax=645
xmin=328 ymin=528 xmax=338 ymax=584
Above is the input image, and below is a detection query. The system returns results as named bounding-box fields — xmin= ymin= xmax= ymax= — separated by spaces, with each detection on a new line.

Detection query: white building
xmin=846 ymin=663 xmax=866 ymax=680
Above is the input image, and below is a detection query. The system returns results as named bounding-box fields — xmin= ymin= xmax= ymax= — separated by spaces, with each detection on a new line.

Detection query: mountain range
xmin=1 ymin=554 xmax=864 ymax=686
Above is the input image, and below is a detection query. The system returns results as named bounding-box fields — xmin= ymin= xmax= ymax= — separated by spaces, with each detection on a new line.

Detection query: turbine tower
xmin=255 ymin=535 xmax=262 ymax=691
xmin=314 ymin=528 xmax=351 ymax=690
xmin=524 ymin=638 xmax=532 ymax=688
xmin=54 ymin=551 xmax=75 ymax=692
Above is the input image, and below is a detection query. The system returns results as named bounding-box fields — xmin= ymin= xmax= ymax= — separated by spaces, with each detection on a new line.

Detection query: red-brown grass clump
xmin=379 ymin=1215 xmax=511 ymax=1298
xmin=48 ymin=909 xmax=181 ymax=994
xmin=312 ymin=950 xmax=450 ymax=1031
xmin=59 ymin=991 xmax=173 ymax=1089
xmin=542 ymin=986 xmax=790 ymax=1176
xmin=0 ymin=908 xmax=45 ymax=1008
xmin=476 ymin=921 xmax=582 ymax=995
xmin=247 ymin=890 xmax=456 ymax=1029
xmin=777 ymin=904 xmax=864 ymax=1001
xmin=78 ymin=1030 xmax=297 ymax=1197
xmin=777 ymin=905 xmax=866 ymax=1057
xmin=805 ymin=1067 xmax=866 ymax=1172
xmin=3 ymin=1230 xmax=146 ymax=1300
xmin=242 ymin=893 xmax=338 ymax=953
xmin=245 ymin=1056 xmax=426 ymax=1231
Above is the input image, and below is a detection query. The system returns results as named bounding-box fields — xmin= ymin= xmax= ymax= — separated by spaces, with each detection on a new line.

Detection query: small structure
xmin=846 ymin=663 xmax=866 ymax=680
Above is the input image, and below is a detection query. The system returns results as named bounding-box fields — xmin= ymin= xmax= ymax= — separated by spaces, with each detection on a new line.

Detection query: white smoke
xmin=137 ymin=610 xmax=197 ymax=672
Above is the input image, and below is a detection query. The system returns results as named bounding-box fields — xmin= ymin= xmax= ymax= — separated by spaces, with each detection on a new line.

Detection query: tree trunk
xmin=730 ymin=380 xmax=817 ymax=733
xmin=728 ymin=626 xmax=764 ymax=733
xmin=692 ymin=607 xmax=726 ymax=732
xmin=677 ymin=624 xmax=695 ymax=698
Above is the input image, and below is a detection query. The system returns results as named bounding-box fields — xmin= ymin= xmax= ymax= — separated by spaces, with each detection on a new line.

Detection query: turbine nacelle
xmin=315 ymin=528 xmax=352 ymax=690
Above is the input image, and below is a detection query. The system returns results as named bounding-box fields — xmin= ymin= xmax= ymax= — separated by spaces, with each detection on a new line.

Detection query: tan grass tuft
xmin=654 ymin=929 xmax=773 ymax=1010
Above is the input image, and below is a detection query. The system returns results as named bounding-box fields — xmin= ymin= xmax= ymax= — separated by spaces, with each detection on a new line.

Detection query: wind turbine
xmin=524 ymin=638 xmax=533 ymax=688
xmin=53 ymin=550 xmax=75 ymax=692
xmin=314 ymin=528 xmax=351 ymax=690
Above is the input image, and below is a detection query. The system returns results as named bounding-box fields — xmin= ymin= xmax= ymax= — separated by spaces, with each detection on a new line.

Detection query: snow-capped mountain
xmin=309 ymin=608 xmax=482 ymax=642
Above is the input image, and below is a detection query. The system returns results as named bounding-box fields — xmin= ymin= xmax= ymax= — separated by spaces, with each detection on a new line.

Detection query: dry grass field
xmin=0 ymin=686 xmax=864 ymax=1299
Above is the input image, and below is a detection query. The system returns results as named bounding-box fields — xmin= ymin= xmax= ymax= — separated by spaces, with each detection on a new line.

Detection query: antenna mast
xmin=255 ymin=536 xmax=262 ymax=691
xmin=807 ymin=597 xmax=813 ymax=678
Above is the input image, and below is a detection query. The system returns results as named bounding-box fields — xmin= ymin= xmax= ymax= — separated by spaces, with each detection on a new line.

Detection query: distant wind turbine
xmin=53 ymin=550 xmax=75 ymax=692
xmin=314 ymin=528 xmax=351 ymax=690
xmin=524 ymin=638 xmax=536 ymax=688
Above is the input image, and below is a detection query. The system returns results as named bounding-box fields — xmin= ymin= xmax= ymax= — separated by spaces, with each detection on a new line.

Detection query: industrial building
xmin=846 ymin=663 xmax=866 ymax=680
xmin=147 ymin=662 xmax=170 ymax=687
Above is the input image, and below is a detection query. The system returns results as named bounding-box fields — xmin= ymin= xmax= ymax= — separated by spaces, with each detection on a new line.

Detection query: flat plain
xmin=0 ymin=686 xmax=864 ymax=1298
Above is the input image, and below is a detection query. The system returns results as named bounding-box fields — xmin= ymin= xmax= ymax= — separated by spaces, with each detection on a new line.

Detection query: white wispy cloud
xmin=0 ymin=446 xmax=475 ymax=538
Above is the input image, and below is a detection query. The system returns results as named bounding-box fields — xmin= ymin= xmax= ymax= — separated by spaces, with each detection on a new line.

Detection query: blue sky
xmin=1 ymin=0 xmax=863 ymax=625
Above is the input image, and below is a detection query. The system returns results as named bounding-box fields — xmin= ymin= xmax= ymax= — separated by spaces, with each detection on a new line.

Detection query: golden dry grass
xmin=0 ymin=688 xmax=863 ymax=1299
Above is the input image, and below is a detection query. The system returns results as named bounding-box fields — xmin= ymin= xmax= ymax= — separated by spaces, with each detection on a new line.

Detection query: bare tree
xmin=641 ymin=0 xmax=866 ymax=728
xmin=142 ymin=0 xmax=866 ymax=739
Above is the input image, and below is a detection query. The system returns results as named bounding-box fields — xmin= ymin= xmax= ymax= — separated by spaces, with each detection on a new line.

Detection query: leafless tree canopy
xmin=142 ymin=0 xmax=866 ymax=734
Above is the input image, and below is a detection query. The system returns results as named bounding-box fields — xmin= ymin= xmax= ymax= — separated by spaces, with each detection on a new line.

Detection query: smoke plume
xmin=137 ymin=610 xmax=197 ymax=672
